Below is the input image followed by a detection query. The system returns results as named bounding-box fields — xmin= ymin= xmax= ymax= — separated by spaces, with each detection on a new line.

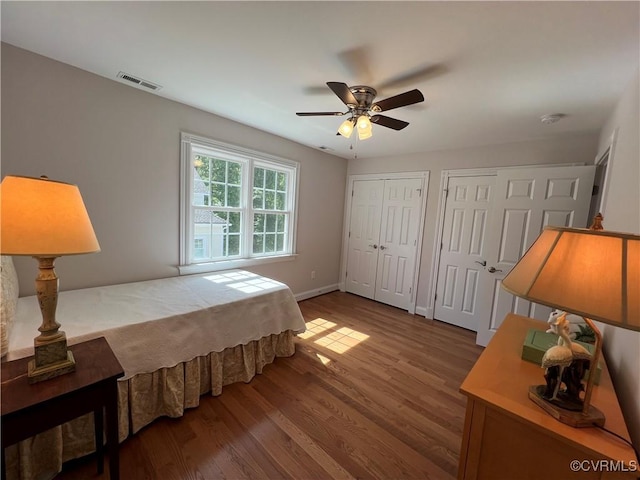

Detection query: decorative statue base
xmin=529 ymin=385 xmax=605 ymax=427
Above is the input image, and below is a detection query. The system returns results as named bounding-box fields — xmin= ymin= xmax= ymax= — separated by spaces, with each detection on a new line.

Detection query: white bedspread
xmin=8 ymin=270 xmax=306 ymax=380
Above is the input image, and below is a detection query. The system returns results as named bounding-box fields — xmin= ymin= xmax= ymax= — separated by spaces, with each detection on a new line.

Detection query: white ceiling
xmin=2 ymin=1 xmax=638 ymax=160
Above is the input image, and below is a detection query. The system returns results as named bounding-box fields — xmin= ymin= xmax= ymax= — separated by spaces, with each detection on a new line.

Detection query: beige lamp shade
xmin=0 ymin=175 xmax=100 ymax=256
xmin=502 ymin=226 xmax=640 ymax=332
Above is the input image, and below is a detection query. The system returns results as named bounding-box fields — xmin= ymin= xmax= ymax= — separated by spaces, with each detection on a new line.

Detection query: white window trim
xmin=179 ymin=132 xmax=299 ymax=275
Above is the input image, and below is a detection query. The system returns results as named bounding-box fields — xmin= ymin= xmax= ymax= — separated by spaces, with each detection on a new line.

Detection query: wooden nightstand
xmin=1 ymin=337 xmax=124 ymax=480
xmin=458 ymin=314 xmax=637 ymax=480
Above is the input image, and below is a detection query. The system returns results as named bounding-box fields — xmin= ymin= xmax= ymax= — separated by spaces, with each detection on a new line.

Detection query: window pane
xmin=265 ymin=191 xmax=275 ymax=210
xmin=228 ymin=212 xmax=241 ymax=233
xmin=265 ymin=233 xmax=276 ymax=253
xmin=228 ymin=162 xmax=241 ymax=185
xmin=276 ymin=214 xmax=286 ymax=233
xmin=212 ymin=159 xmax=226 ymax=182
xmin=277 ymin=172 xmax=287 ymax=191
xmin=266 ymin=214 xmax=276 ymax=232
xmin=212 ymin=211 xmax=228 ymax=258
xmin=227 ymin=185 xmax=241 ymax=207
xmin=210 ymin=183 xmax=225 ymax=206
xmin=276 ymin=233 xmax=284 ymax=251
xmin=253 ymin=188 xmax=264 ymax=209
xmin=253 ymin=167 xmax=264 ymax=188
xmin=276 ymin=192 xmax=286 ymax=210
xmin=265 ymin=169 xmax=276 ymax=189
xmin=193 ymin=181 xmax=208 ymax=206
xmin=194 ymin=156 xmax=210 ymax=181
xmin=253 ymin=234 xmax=264 ymax=254
xmin=254 ymin=213 xmax=265 ymax=232
xmin=228 ymin=235 xmax=240 ymax=256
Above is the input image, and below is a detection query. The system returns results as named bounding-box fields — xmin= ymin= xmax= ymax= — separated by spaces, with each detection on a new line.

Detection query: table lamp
xmin=0 ymin=175 xmax=100 ymax=383
xmin=501 ymin=218 xmax=639 ymax=427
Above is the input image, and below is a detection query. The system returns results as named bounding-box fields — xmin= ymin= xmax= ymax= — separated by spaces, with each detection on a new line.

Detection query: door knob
xmin=369 ymin=244 xmax=378 ymax=249
xmin=379 ymin=245 xmax=387 ymax=250
xmin=488 ymin=267 xmax=503 ymax=273
xmin=475 ymin=260 xmax=487 ymax=267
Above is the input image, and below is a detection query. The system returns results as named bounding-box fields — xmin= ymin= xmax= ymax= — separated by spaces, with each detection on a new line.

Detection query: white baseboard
xmin=295 ymin=284 xmax=340 ymax=302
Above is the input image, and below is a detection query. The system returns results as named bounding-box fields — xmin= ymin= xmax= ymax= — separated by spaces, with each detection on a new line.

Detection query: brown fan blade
xmin=296 ymin=112 xmax=345 ymax=116
xmin=327 ymin=82 xmax=359 ymax=107
xmin=371 ymin=115 xmax=409 ymax=131
xmin=372 ymin=89 xmax=424 ymax=112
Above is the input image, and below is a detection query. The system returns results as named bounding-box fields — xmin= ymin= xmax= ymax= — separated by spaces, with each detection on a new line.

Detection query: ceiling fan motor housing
xmin=350 ymin=85 xmax=377 ymax=114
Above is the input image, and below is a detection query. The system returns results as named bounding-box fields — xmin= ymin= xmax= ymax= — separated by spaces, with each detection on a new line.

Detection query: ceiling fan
xmin=296 ymin=82 xmax=424 ymax=140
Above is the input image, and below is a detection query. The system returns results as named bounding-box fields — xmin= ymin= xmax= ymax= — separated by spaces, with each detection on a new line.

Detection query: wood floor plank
xmin=57 ymin=291 xmax=483 ymax=480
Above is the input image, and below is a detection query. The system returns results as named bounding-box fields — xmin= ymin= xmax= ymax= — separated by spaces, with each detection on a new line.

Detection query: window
xmin=180 ymin=133 xmax=298 ymax=273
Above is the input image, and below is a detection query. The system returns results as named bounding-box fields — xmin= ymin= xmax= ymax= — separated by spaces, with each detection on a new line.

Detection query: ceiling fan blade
xmin=371 ymin=115 xmax=409 ymax=131
xmin=372 ymin=89 xmax=424 ymax=112
xmin=327 ymin=82 xmax=359 ymax=107
xmin=377 ymin=63 xmax=449 ymax=90
xmin=337 ymin=46 xmax=373 ymax=84
xmin=296 ymin=111 xmax=345 ymax=116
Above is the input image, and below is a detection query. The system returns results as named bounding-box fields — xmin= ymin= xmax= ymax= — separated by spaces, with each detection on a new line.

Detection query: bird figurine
xmin=542 ymin=313 xmax=592 ymax=403
xmin=541 ymin=330 xmax=573 ymax=401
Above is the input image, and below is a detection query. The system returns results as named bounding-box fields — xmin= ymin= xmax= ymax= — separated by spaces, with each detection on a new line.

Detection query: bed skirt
xmin=5 ymin=330 xmax=295 ymax=480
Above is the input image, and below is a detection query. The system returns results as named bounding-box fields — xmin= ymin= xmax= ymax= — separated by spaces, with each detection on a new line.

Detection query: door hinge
xmin=592 ymin=185 xmax=600 ymax=196
xmin=352 ymin=189 xmax=354 ymax=197
xmin=409 ymin=287 xmax=412 ymax=294
xmin=434 ymin=293 xmax=438 ymax=301
xmin=417 ymin=188 xmax=422 ymax=196
xmin=444 ymin=188 xmax=449 ymax=197
xmin=348 ymin=231 xmax=351 ymax=238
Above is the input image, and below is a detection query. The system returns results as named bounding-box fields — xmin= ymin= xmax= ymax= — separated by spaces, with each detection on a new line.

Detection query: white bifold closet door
xmin=346 ymin=178 xmax=423 ymax=310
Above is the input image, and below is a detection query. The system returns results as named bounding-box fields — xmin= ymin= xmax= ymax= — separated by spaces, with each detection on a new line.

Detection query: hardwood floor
xmin=57 ymin=292 xmax=484 ymax=480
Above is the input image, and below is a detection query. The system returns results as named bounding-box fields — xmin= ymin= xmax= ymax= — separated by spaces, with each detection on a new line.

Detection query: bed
xmin=1 ymin=257 xmax=306 ymax=480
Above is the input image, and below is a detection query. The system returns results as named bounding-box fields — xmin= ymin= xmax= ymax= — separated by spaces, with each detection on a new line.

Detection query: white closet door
xmin=434 ymin=175 xmax=496 ymax=330
xmin=345 ymin=180 xmax=384 ymax=299
xmin=475 ymin=165 xmax=596 ymax=346
xmin=375 ymin=178 xmax=424 ymax=310
xmin=345 ymin=177 xmax=424 ymax=311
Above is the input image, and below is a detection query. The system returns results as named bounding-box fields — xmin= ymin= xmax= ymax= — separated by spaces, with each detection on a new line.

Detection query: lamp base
xmin=529 ymin=385 xmax=605 ymax=428
xmin=28 ymin=334 xmax=76 ymax=384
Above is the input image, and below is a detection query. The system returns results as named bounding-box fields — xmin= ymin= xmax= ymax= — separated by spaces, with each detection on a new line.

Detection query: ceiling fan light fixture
xmin=358 ymin=129 xmax=373 ymax=141
xmin=357 ymin=115 xmax=373 ymax=140
xmin=338 ymin=118 xmax=355 ymax=138
xmin=357 ymin=115 xmax=371 ymax=130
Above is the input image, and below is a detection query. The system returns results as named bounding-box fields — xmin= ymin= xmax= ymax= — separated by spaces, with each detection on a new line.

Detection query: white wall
xmin=347 ymin=134 xmax=599 ymax=312
xmin=1 ymin=43 xmax=347 ymax=297
xmin=596 ymin=67 xmax=640 ymax=449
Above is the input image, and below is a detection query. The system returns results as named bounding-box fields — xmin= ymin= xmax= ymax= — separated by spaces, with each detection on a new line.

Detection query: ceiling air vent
xmin=116 ymin=71 xmax=162 ymax=91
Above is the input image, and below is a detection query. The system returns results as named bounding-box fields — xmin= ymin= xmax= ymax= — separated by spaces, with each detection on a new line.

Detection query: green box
xmin=522 ymin=329 xmax=601 ymax=384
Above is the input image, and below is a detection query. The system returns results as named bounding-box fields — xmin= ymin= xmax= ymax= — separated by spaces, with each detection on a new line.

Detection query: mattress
xmin=7 ymin=269 xmax=306 ymax=380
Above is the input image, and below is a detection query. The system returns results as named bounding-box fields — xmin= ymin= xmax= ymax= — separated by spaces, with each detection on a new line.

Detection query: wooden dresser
xmin=458 ymin=314 xmax=637 ymax=480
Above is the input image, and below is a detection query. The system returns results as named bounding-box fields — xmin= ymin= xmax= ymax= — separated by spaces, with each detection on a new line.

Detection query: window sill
xmin=178 ymin=254 xmax=297 ymax=276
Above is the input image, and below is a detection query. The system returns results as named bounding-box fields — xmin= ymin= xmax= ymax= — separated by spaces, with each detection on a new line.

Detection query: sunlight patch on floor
xmin=313 ymin=325 xmax=370 ymax=354
xmin=298 ymin=318 xmax=337 ymax=339
xmin=315 ymin=353 xmax=332 ymax=365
